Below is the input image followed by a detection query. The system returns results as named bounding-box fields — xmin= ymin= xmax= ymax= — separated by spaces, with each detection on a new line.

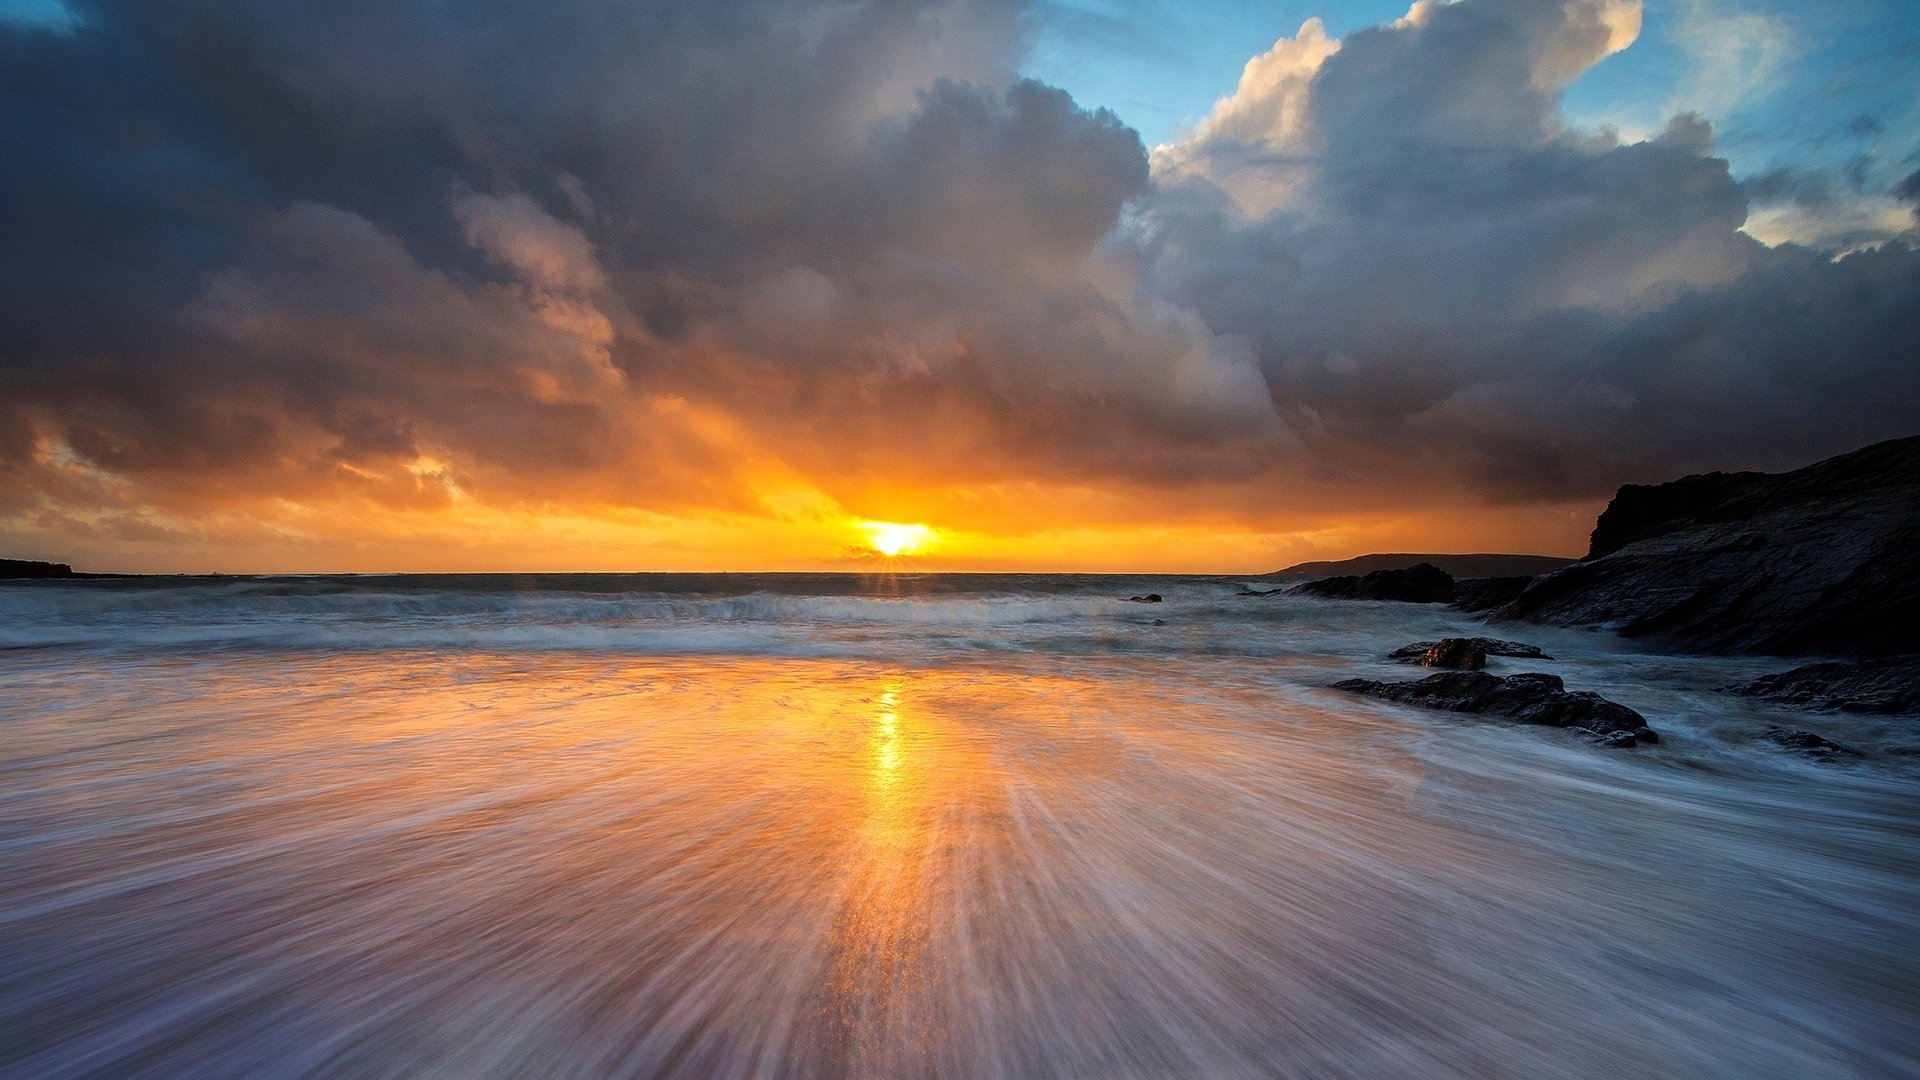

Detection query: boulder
xmin=1736 ymin=655 xmax=1920 ymax=714
xmin=1498 ymin=436 xmax=1920 ymax=657
xmin=1387 ymin=638 xmax=1554 ymax=661
xmin=1331 ymin=670 xmax=1652 ymax=743
xmin=1415 ymin=639 xmax=1487 ymax=669
xmin=1127 ymin=593 xmax=1163 ymax=603
xmin=1289 ymin=563 xmax=1455 ymax=604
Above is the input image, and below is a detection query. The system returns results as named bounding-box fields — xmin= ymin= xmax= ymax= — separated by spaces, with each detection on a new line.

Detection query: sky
xmin=0 ymin=0 xmax=1916 ymax=573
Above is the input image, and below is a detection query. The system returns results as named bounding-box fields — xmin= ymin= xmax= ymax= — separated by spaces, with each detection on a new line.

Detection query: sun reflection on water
xmin=826 ymin=677 xmax=946 ymax=1072
xmin=873 ymin=685 xmax=903 ymax=783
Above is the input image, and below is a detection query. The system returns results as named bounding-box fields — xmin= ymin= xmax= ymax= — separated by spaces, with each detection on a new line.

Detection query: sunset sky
xmin=2 ymin=0 xmax=1916 ymax=572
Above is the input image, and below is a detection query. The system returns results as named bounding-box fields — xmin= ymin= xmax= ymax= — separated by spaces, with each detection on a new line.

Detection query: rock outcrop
xmin=1498 ymin=436 xmax=1920 ymax=657
xmin=1451 ymin=576 xmax=1532 ymax=613
xmin=1331 ymin=670 xmax=1654 ymax=744
xmin=1387 ymin=638 xmax=1554 ymax=662
xmin=1737 ymin=656 xmax=1920 ymax=714
xmin=1289 ymin=563 xmax=1455 ymax=603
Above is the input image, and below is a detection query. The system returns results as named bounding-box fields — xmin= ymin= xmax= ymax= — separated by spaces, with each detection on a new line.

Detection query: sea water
xmin=1 ymin=574 xmax=1915 ymax=1078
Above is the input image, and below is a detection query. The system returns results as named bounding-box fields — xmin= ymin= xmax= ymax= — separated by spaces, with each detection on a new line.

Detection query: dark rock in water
xmin=1737 ymin=655 xmax=1920 ymax=714
xmin=1416 ymin=639 xmax=1487 ymax=670
xmin=1497 ymin=436 xmax=1920 ymax=657
xmin=1290 ymin=563 xmax=1455 ymax=604
xmin=1238 ymin=587 xmax=1285 ymax=597
xmin=1127 ymin=593 xmax=1163 ymax=603
xmin=1590 ymin=730 xmax=1638 ymax=749
xmin=1633 ymin=727 xmax=1660 ymax=745
xmin=1151 ymin=619 xmax=1165 ymax=626
xmin=1331 ymin=670 xmax=1651 ymax=740
xmin=1388 ymin=638 xmax=1554 ymax=661
xmin=1452 ymin=576 xmax=1533 ymax=613
xmin=1762 ymin=727 xmax=1858 ymax=759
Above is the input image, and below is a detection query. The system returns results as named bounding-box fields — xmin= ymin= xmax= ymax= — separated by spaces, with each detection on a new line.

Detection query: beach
xmin=2 ymin=574 xmax=1915 ymax=1077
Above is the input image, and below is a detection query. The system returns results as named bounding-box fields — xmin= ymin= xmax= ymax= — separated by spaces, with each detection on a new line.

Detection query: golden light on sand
xmin=860 ymin=521 xmax=937 ymax=558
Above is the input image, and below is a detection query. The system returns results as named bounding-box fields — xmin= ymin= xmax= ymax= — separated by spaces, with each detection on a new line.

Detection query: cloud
xmin=454 ymin=191 xmax=607 ymax=292
xmin=1666 ymin=0 xmax=1791 ymax=121
xmin=1734 ymin=155 xmax=1919 ymax=255
xmin=1741 ymin=197 xmax=1918 ymax=255
xmin=1141 ymin=0 xmax=1919 ymax=498
xmin=1148 ymin=17 xmax=1339 ymax=215
xmin=0 ymin=0 xmax=1915 ymax=569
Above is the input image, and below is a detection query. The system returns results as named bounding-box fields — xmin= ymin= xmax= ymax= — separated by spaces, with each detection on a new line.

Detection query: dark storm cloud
xmin=1896 ymin=168 xmax=1920 ymax=203
xmin=3 ymin=0 xmax=1236 ymax=518
xmin=1745 ymin=167 xmax=1834 ymax=209
xmin=0 ymin=0 xmax=1916 ymax=554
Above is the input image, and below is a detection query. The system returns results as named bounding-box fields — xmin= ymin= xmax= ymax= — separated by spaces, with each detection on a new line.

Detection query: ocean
xmin=1 ymin=573 xmax=1916 ymax=1078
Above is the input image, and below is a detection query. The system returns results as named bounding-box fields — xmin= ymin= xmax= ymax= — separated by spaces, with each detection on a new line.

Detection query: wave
xmin=7 ymin=573 xmax=1911 ymax=762
xmin=0 ymin=575 xmax=1263 ymax=656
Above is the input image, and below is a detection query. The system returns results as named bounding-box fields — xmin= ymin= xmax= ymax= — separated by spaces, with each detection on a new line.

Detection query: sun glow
xmin=860 ymin=521 xmax=936 ymax=558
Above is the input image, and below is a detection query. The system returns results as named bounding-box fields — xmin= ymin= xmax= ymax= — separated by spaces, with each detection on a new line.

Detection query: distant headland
xmin=0 ymin=559 xmax=126 ymax=580
xmin=1268 ymin=553 xmax=1575 ymax=579
xmin=0 ymin=559 xmax=80 ymax=579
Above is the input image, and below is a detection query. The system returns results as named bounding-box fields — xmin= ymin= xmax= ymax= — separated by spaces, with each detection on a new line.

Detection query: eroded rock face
xmin=1388 ymin=638 xmax=1554 ymax=661
xmin=1290 ymin=563 xmax=1455 ymax=604
xmin=1331 ymin=670 xmax=1652 ymax=743
xmin=1498 ymin=436 xmax=1920 ymax=657
xmin=1737 ymin=656 xmax=1920 ymax=714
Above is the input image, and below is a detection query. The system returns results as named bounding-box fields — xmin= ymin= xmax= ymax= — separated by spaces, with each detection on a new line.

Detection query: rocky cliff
xmin=1497 ymin=436 xmax=1920 ymax=657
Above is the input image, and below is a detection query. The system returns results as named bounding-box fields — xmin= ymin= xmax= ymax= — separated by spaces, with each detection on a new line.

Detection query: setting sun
xmin=860 ymin=521 xmax=937 ymax=558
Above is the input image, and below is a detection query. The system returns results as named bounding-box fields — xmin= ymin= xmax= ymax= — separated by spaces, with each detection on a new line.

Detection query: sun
xmin=860 ymin=521 xmax=936 ymax=558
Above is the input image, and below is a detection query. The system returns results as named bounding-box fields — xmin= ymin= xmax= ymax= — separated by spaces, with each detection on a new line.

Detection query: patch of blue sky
xmin=1025 ymin=0 xmax=1919 ymax=195
xmin=1022 ymin=0 xmax=1412 ymax=148
xmin=1672 ymin=0 xmax=1920 ymax=191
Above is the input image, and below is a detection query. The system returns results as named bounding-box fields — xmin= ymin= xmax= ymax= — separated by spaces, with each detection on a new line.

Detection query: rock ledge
xmin=1332 ymin=670 xmax=1654 ymax=746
